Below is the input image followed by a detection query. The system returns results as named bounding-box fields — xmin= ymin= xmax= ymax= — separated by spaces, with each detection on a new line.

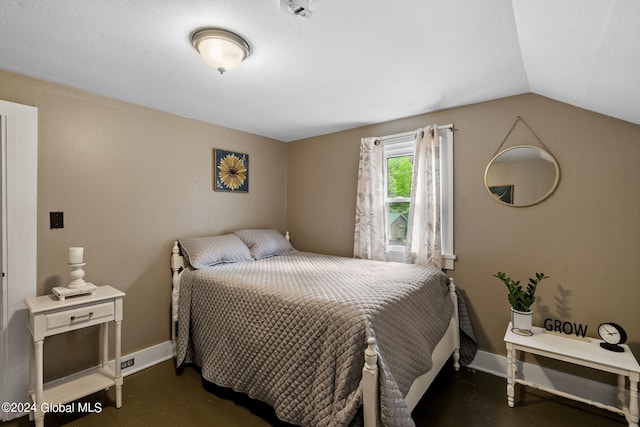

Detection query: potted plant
xmin=494 ymin=271 xmax=549 ymax=335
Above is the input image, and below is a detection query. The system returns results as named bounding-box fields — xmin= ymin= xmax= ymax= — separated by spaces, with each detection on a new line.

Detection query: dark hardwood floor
xmin=2 ymin=359 xmax=627 ymax=426
xmin=413 ymin=362 xmax=625 ymax=427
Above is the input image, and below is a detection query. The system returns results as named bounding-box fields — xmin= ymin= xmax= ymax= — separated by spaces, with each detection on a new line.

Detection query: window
xmin=384 ymin=141 xmax=413 ymax=250
xmin=382 ymin=125 xmax=456 ymax=269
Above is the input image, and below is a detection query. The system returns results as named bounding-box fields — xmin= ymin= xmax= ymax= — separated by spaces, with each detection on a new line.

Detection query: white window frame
xmin=381 ymin=125 xmax=456 ymax=269
xmin=439 ymin=126 xmax=456 ymax=270
xmin=384 ymin=137 xmax=414 ymax=261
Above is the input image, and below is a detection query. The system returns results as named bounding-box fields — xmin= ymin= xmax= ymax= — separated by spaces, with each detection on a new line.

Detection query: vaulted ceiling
xmin=1 ymin=0 xmax=638 ymax=142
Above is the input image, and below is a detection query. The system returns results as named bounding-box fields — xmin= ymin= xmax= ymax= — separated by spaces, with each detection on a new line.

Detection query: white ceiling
xmin=0 ymin=0 xmax=638 ymax=142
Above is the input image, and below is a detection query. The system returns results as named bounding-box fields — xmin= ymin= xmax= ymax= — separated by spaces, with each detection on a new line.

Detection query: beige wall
xmin=287 ymin=93 xmax=640 ymax=363
xmin=0 ymin=70 xmax=287 ymax=380
xmin=4 ymin=66 xmax=639 ymax=382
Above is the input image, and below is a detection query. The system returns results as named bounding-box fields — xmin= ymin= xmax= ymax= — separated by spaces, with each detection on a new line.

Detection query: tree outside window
xmin=386 ymin=154 xmax=413 ymax=246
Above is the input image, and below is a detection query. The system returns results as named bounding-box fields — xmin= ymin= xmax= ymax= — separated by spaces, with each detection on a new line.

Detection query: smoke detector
xmin=279 ymin=0 xmax=313 ymax=18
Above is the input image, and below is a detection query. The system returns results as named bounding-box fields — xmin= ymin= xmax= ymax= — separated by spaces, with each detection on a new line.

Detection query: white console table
xmin=24 ymin=286 xmax=125 ymax=427
xmin=504 ymin=322 xmax=639 ymax=426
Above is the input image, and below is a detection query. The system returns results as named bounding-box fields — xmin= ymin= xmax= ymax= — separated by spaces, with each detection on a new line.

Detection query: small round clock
xmin=598 ymin=322 xmax=627 ymax=352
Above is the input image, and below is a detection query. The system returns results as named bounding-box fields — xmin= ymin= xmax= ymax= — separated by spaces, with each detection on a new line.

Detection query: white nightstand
xmin=504 ymin=322 xmax=639 ymax=427
xmin=24 ymin=285 xmax=125 ymax=427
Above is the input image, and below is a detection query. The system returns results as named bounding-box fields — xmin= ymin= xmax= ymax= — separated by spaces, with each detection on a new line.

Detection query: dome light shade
xmin=191 ymin=29 xmax=251 ymax=74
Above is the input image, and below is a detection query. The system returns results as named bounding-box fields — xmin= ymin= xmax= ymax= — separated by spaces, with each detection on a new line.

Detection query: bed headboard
xmin=171 ymin=241 xmax=184 ymax=275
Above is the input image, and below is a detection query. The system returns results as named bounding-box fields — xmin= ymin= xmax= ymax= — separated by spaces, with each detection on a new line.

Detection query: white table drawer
xmin=46 ymin=301 xmax=114 ymax=330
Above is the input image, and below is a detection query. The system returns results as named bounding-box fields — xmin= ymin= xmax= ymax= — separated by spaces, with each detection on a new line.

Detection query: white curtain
xmin=404 ymin=125 xmax=442 ymax=268
xmin=353 ymin=137 xmax=387 ymax=261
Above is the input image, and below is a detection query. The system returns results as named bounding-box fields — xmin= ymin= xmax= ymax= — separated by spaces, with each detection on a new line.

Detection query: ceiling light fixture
xmin=191 ymin=28 xmax=251 ymax=74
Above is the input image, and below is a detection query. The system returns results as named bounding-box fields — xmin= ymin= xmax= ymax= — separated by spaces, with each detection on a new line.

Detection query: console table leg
xmin=100 ymin=322 xmax=109 ymax=369
xmin=115 ymin=319 xmax=122 ymax=408
xmin=629 ymin=372 xmax=639 ymax=427
xmin=506 ymin=343 xmax=515 ymax=408
xmin=28 ymin=335 xmax=34 ymax=421
xmin=34 ymin=339 xmax=44 ymax=427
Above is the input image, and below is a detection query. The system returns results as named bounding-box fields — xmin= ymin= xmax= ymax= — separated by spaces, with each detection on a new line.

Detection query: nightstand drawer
xmin=46 ymin=301 xmax=114 ymax=330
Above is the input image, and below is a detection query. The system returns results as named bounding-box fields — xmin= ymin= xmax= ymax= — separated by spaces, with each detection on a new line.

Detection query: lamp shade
xmin=192 ymin=29 xmax=251 ymax=74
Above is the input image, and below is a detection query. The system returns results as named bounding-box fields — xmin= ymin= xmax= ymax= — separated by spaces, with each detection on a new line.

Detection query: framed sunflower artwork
xmin=213 ymin=149 xmax=249 ymax=193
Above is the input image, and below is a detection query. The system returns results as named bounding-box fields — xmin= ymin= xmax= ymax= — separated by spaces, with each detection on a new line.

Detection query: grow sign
xmin=544 ymin=318 xmax=588 ymax=338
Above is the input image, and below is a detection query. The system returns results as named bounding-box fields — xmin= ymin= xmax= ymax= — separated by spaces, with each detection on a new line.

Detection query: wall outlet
xmin=121 ymin=358 xmax=134 ymax=369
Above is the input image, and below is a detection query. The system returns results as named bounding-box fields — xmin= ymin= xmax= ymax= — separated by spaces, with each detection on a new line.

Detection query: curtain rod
xmin=375 ymin=124 xmax=455 ymax=143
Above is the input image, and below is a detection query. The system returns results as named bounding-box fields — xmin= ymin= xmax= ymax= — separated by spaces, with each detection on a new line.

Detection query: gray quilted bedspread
xmin=176 ymin=252 xmax=453 ymax=427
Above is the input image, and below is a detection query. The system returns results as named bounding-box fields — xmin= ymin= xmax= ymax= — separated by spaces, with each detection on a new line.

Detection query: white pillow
xmin=233 ymin=229 xmax=296 ymax=260
xmin=178 ymin=234 xmax=253 ymax=269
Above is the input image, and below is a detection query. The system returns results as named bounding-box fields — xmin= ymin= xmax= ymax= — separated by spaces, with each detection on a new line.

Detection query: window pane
xmin=387 ymin=155 xmax=413 ymax=198
xmin=387 ymin=202 xmax=410 ymax=245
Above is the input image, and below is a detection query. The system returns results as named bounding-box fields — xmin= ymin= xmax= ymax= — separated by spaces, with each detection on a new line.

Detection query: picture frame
xmin=213 ymin=149 xmax=249 ymax=193
xmin=489 ymin=185 xmax=514 ymax=204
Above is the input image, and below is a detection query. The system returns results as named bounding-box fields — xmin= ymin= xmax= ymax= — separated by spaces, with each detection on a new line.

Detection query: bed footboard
xmin=362 ymin=278 xmax=460 ymax=427
xmin=362 ymin=337 xmax=381 ymax=427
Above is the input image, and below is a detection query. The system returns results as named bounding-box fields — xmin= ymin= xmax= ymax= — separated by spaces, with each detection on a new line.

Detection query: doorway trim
xmin=0 ymin=99 xmax=38 ymax=421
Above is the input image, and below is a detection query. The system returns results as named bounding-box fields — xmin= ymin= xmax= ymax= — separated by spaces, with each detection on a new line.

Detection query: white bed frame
xmin=170 ymin=239 xmax=460 ymax=427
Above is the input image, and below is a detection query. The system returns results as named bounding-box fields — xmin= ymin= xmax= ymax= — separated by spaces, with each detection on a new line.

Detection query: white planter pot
xmin=511 ymin=308 xmax=533 ymax=336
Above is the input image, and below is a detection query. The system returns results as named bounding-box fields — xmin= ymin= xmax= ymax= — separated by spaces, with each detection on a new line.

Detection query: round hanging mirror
xmin=484 ymin=145 xmax=560 ymax=207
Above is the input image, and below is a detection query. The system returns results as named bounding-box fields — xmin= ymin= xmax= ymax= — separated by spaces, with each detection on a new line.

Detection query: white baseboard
xmin=108 ymin=340 xmax=174 ymax=376
xmin=46 ymin=340 xmax=174 ymax=387
xmin=467 ymin=349 xmax=620 ymax=407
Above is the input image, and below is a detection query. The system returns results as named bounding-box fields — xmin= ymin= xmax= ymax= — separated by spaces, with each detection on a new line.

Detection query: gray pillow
xmin=179 ymin=234 xmax=253 ymax=269
xmin=233 ymin=229 xmax=296 ymax=260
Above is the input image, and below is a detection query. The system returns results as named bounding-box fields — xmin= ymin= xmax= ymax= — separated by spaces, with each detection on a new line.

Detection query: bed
xmin=170 ymin=229 xmax=468 ymax=427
